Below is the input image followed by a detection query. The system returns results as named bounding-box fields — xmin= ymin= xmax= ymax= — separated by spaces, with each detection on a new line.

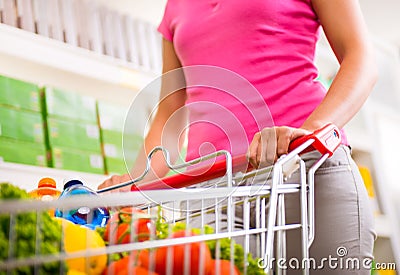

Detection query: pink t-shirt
xmin=158 ymin=0 xmax=344 ymax=161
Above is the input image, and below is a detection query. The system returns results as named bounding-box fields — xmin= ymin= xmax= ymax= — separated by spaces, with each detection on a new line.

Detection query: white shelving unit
xmin=367 ymin=102 xmax=400 ymax=266
xmin=0 ymin=161 xmax=108 ymax=192
xmin=0 ymin=23 xmax=159 ymax=191
xmin=0 ymin=23 xmax=157 ymax=106
xmin=345 ymin=101 xmax=400 ymax=268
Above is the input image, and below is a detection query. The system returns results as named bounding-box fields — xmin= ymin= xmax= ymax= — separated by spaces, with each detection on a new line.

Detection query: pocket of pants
xmin=302 ymin=146 xmax=352 ymax=175
xmin=314 ymin=163 xmax=352 ymax=175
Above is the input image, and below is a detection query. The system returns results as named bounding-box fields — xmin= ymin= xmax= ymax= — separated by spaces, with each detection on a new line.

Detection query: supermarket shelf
xmin=344 ymin=106 xmax=373 ymax=153
xmin=0 ymin=23 xmax=157 ymax=106
xmin=315 ymin=36 xmax=339 ymax=79
xmin=375 ymin=214 xmax=393 ymax=238
xmin=0 ymin=161 xmax=107 ymax=192
xmin=345 ymin=130 xmax=373 ymax=153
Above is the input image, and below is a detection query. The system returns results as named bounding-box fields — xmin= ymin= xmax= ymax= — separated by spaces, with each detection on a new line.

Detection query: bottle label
xmin=41 ymin=195 xmax=55 ymax=201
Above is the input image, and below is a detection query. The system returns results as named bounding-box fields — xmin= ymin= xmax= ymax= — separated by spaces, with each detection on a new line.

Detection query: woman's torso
xmin=158 ymin=0 xmax=330 ymax=161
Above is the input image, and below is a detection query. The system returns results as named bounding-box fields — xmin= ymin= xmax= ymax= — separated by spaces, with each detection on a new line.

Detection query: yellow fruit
xmin=67 ymin=270 xmax=87 ymax=275
xmin=54 ymin=218 xmax=107 ymax=275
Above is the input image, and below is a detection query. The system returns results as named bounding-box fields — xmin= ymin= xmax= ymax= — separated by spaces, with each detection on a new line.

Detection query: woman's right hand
xmin=98 ymin=174 xmax=133 ymax=193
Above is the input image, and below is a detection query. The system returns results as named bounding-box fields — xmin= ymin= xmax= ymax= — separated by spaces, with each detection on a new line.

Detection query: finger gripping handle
xmin=289 ymin=123 xmax=342 ymax=157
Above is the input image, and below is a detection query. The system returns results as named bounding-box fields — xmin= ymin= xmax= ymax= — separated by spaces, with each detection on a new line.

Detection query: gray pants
xmin=187 ymin=145 xmax=376 ymax=274
xmin=282 ymin=145 xmax=376 ymax=274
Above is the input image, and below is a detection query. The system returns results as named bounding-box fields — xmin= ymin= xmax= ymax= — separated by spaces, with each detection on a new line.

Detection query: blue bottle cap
xmin=63 ymin=179 xmax=84 ymax=190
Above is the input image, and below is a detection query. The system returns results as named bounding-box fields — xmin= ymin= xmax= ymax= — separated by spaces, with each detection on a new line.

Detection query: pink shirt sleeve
xmin=157 ymin=1 xmax=174 ymax=41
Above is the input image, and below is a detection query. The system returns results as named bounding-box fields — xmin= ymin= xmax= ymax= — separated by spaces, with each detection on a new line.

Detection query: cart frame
xmin=0 ymin=124 xmax=341 ymax=275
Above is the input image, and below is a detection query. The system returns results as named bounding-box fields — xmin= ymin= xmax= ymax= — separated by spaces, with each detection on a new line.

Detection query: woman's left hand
xmin=247 ymin=126 xmax=311 ymax=168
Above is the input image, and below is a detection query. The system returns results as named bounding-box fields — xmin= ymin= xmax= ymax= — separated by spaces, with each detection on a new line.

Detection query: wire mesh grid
xmin=0 ymin=122 xmax=342 ymax=275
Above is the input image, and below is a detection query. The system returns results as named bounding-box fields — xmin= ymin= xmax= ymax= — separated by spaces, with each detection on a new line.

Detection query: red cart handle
xmin=131 ymin=154 xmax=249 ymax=191
xmin=131 ymin=124 xmax=341 ymax=191
xmin=288 ymin=123 xmax=341 ymax=157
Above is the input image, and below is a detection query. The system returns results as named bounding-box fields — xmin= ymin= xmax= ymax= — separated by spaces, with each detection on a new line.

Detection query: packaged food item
xmin=55 ymin=178 xmax=110 ymax=229
xmin=0 ymin=137 xmax=47 ymax=166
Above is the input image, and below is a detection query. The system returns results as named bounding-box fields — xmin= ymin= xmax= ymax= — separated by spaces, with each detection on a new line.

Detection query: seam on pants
xmin=344 ymin=147 xmax=362 ymax=257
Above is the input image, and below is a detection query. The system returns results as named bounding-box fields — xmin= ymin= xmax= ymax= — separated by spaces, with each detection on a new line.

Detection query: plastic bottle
xmin=54 ymin=178 xmax=110 ymax=229
xmin=29 ymin=177 xmax=62 ymax=216
xmin=29 ymin=177 xmax=61 ymax=201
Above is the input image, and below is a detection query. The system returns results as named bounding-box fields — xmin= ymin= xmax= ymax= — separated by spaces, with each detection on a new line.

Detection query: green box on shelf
xmin=47 ymin=118 xmax=101 ymax=153
xmin=50 ymin=147 xmax=104 ymax=174
xmin=0 ymin=106 xmax=44 ymax=143
xmin=101 ymin=129 xmax=143 ymax=158
xmin=105 ymin=157 xmax=130 ymax=175
xmin=43 ymin=87 xmax=97 ymax=123
xmin=103 ymin=142 xmax=139 ymax=160
xmin=0 ymin=75 xmax=7 ymax=91
xmin=97 ymin=101 xmax=129 ymax=132
xmin=0 ymin=75 xmax=40 ymax=111
xmin=0 ymin=137 xmax=47 ymax=166
xmin=101 ymin=129 xmax=123 ymax=148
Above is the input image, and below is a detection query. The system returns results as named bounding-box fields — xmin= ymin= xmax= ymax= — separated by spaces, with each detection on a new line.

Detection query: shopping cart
xmin=0 ymin=124 xmax=341 ymax=275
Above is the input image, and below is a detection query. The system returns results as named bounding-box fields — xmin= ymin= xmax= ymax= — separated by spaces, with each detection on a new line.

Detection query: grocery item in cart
xmin=54 ymin=217 xmax=107 ymax=275
xmin=28 ymin=177 xmax=61 ymax=201
xmin=208 ymin=260 xmax=240 ymax=275
xmin=104 ymin=206 xmax=155 ymax=244
xmin=0 ymin=183 xmax=66 ymax=274
xmin=28 ymin=177 xmax=61 ymax=216
xmin=140 ymin=230 xmax=213 ymax=275
xmin=55 ymin=178 xmax=110 ymax=229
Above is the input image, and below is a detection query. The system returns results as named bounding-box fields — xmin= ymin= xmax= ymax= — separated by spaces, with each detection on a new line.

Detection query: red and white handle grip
xmin=288 ymin=123 xmax=341 ymax=157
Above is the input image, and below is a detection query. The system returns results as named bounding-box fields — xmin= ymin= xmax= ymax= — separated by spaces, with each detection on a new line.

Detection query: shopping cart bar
xmin=128 ymin=154 xmax=248 ymax=191
xmin=101 ymin=123 xmax=340 ymax=192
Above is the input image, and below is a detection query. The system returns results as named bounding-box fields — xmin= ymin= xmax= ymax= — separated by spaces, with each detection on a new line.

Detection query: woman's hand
xmin=98 ymin=174 xmax=133 ymax=193
xmin=247 ymin=126 xmax=310 ymax=168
